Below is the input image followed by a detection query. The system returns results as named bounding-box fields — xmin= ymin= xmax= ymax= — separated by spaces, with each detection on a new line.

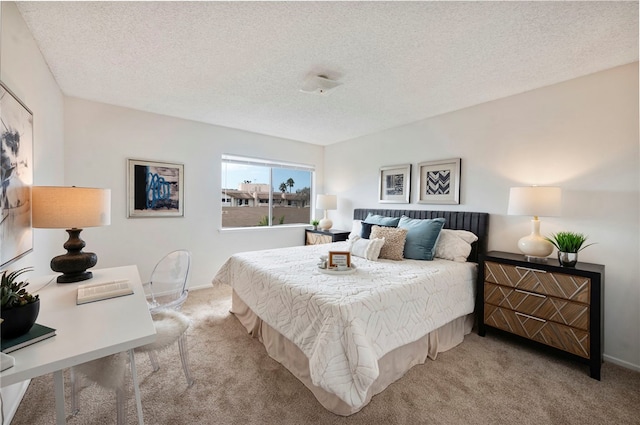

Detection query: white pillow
xmin=348 ymin=235 xmax=385 ymax=261
xmin=434 ymin=229 xmax=478 ymax=262
xmin=348 ymin=220 xmax=363 ymax=240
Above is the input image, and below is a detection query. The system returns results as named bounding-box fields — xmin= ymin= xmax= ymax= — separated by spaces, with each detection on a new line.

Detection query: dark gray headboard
xmin=353 ymin=209 xmax=489 ymax=263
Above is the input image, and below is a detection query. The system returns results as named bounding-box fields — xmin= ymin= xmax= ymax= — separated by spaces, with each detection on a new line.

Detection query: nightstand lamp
xmin=316 ymin=194 xmax=337 ymax=231
xmin=507 ymin=186 xmax=561 ymax=262
xmin=32 ymin=186 xmax=111 ymax=283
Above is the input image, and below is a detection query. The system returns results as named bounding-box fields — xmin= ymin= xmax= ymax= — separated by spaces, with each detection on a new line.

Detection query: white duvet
xmin=213 ymin=241 xmax=476 ymax=408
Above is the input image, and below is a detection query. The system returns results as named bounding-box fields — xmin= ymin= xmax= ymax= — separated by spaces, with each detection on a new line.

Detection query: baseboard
xmin=603 ymin=354 xmax=640 ymax=373
xmin=189 ymin=283 xmax=218 ymax=292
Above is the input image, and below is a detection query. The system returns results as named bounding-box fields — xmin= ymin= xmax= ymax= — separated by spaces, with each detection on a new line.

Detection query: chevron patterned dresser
xmin=477 ymin=251 xmax=604 ymax=380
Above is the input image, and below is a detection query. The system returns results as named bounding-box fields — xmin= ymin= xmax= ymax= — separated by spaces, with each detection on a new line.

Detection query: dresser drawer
xmin=485 ymin=261 xmax=591 ymax=304
xmin=484 ymin=304 xmax=590 ymax=359
xmin=484 ymin=282 xmax=589 ymax=331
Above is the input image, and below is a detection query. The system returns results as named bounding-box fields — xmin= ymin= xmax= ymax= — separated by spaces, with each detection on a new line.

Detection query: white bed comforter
xmin=213 ymin=241 xmax=476 ymax=408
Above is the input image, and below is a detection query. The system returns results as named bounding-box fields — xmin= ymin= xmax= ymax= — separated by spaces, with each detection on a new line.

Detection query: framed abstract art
xmin=378 ymin=164 xmax=411 ymax=204
xmin=127 ymin=159 xmax=184 ymax=217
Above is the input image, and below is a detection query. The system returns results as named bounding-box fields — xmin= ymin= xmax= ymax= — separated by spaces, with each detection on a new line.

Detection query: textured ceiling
xmin=15 ymin=1 xmax=639 ymax=145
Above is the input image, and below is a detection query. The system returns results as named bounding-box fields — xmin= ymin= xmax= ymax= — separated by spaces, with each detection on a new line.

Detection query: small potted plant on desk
xmin=546 ymin=232 xmax=594 ymax=267
xmin=1 ymin=267 xmax=40 ymax=339
xmin=311 ymin=219 xmax=320 ymax=231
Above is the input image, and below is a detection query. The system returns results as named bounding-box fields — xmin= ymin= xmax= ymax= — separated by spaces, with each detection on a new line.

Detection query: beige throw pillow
xmin=370 ymin=226 xmax=408 ymax=261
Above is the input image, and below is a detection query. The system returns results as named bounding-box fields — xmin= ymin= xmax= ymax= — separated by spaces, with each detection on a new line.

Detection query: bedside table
xmin=478 ymin=251 xmax=604 ymax=380
xmin=305 ymin=228 xmax=350 ymax=245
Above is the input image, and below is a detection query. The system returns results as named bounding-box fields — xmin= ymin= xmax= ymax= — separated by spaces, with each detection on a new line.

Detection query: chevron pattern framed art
xmin=417 ymin=158 xmax=461 ymax=204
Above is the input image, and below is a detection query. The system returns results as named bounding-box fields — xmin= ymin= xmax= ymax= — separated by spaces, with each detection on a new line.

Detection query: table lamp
xmin=316 ymin=194 xmax=337 ymax=231
xmin=32 ymin=186 xmax=111 ymax=283
xmin=507 ymin=186 xmax=561 ymax=262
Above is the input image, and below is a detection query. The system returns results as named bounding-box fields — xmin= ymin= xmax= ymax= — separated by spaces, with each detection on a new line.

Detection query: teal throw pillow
xmin=363 ymin=213 xmax=400 ymax=227
xmin=398 ymin=216 xmax=446 ymax=260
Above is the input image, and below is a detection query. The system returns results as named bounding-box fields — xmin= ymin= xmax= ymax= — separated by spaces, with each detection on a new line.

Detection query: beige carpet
xmin=10 ymin=285 xmax=640 ymax=425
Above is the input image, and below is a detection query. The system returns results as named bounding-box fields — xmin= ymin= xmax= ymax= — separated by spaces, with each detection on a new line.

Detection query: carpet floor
xmin=10 ymin=284 xmax=640 ymax=425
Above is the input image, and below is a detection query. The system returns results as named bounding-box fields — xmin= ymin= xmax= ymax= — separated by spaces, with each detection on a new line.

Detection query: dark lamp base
xmin=50 ymin=228 xmax=98 ymax=284
xmin=56 ymin=270 xmax=93 ymax=283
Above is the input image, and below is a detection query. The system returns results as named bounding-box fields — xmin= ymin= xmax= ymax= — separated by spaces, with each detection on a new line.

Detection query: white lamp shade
xmin=316 ymin=194 xmax=337 ymax=211
xmin=32 ymin=186 xmax=111 ymax=228
xmin=507 ymin=186 xmax=561 ymax=217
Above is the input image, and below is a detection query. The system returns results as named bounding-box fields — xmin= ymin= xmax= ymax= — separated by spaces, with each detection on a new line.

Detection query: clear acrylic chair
xmin=70 ymin=250 xmax=193 ymax=424
xmin=144 ymin=249 xmax=191 ymax=312
xmin=140 ymin=249 xmax=194 ymax=387
xmin=70 ymin=349 xmax=130 ymax=424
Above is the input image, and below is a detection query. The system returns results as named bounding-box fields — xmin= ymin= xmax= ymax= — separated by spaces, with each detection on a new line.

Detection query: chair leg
xmin=115 ymin=385 xmax=127 ymax=425
xmin=178 ymin=334 xmax=195 ymax=387
xmin=148 ymin=350 xmax=160 ymax=372
xmin=70 ymin=367 xmax=81 ymax=416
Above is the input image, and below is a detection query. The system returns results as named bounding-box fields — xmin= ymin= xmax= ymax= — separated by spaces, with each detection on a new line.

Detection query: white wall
xmin=63 ymin=98 xmax=324 ymax=288
xmin=1 ymin=2 xmax=66 ymax=421
xmin=324 ymin=63 xmax=640 ymax=370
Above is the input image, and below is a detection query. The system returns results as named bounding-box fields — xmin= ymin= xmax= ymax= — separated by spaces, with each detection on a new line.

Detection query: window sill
xmin=218 ymin=224 xmax=312 ymax=233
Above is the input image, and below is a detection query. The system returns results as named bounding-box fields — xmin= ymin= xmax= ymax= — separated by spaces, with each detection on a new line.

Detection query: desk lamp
xmin=32 ymin=186 xmax=111 ymax=283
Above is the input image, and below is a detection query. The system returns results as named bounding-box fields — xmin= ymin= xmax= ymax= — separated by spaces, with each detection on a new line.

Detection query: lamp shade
xmin=507 ymin=186 xmax=561 ymax=217
xmin=32 ymin=186 xmax=111 ymax=229
xmin=316 ymin=194 xmax=337 ymax=211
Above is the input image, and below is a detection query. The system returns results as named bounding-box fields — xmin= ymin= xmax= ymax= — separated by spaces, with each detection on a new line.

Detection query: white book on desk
xmin=77 ymin=280 xmax=133 ymax=305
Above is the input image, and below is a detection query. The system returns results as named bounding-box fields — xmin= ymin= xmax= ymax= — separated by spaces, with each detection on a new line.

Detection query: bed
xmin=213 ymin=208 xmax=489 ymax=415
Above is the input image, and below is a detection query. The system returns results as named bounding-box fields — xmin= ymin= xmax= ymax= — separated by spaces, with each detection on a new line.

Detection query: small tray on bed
xmin=317 ymin=264 xmax=357 ymax=275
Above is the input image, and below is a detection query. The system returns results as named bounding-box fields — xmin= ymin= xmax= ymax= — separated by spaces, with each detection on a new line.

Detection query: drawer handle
xmin=515 ymin=312 xmax=546 ymax=323
xmin=515 ymin=289 xmax=546 ymax=298
xmin=515 ymin=266 xmax=547 ymax=274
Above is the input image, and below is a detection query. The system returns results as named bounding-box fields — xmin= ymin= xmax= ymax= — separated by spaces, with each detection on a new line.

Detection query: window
xmin=221 ymin=154 xmax=314 ymax=228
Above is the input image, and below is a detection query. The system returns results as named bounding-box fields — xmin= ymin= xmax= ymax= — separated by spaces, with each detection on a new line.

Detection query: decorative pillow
xmin=348 ymin=220 xmax=363 ymax=240
xmin=359 ymin=222 xmax=395 ymax=239
xmin=398 ymin=216 xmax=446 ymax=260
xmin=435 ymin=229 xmax=479 ymax=262
xmin=370 ymin=226 xmax=408 ymax=261
xmin=363 ymin=213 xmax=401 ymax=227
xmin=348 ymin=235 xmax=385 ymax=261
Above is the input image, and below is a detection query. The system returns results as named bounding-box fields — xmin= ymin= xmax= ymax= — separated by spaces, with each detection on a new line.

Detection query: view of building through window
xmin=221 ymin=155 xmax=313 ymax=228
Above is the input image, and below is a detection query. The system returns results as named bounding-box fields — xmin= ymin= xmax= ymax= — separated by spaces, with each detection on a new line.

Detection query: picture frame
xmin=1 ymin=81 xmax=34 ymax=267
xmin=127 ymin=159 xmax=184 ymax=217
xmin=378 ymin=164 xmax=411 ymax=203
xmin=417 ymin=158 xmax=461 ymax=204
xmin=328 ymin=251 xmax=351 ymax=268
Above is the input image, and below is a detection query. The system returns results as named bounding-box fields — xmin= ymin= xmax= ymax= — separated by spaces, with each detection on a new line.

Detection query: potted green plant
xmin=311 ymin=219 xmax=320 ymax=230
xmin=1 ymin=267 xmax=40 ymax=339
xmin=545 ymin=232 xmax=594 ymax=267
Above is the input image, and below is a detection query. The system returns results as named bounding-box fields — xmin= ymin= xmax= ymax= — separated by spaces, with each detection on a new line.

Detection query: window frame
xmin=221 ymin=154 xmax=315 ymax=229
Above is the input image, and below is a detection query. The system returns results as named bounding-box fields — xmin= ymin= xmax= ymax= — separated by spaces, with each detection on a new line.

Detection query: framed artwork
xmin=417 ymin=158 xmax=461 ymax=204
xmin=127 ymin=159 xmax=184 ymax=217
xmin=378 ymin=164 xmax=411 ymax=204
xmin=1 ymin=81 xmax=33 ymax=267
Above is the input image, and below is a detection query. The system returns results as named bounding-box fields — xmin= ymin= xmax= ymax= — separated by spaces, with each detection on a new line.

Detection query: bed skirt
xmin=230 ymin=290 xmax=473 ymax=416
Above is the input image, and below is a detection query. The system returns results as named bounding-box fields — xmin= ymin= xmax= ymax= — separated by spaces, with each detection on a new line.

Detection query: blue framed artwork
xmin=127 ymin=158 xmax=184 ymax=217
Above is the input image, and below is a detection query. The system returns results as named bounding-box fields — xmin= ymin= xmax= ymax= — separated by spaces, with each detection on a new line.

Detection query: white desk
xmin=1 ymin=265 xmax=156 ymax=424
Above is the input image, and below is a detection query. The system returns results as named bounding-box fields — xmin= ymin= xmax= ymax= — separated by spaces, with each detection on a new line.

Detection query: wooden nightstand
xmin=305 ymin=228 xmax=350 ymax=245
xmin=478 ymin=251 xmax=604 ymax=380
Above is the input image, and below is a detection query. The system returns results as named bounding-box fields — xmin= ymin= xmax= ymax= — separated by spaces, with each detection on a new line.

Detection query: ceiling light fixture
xmin=300 ymin=74 xmax=342 ymax=96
